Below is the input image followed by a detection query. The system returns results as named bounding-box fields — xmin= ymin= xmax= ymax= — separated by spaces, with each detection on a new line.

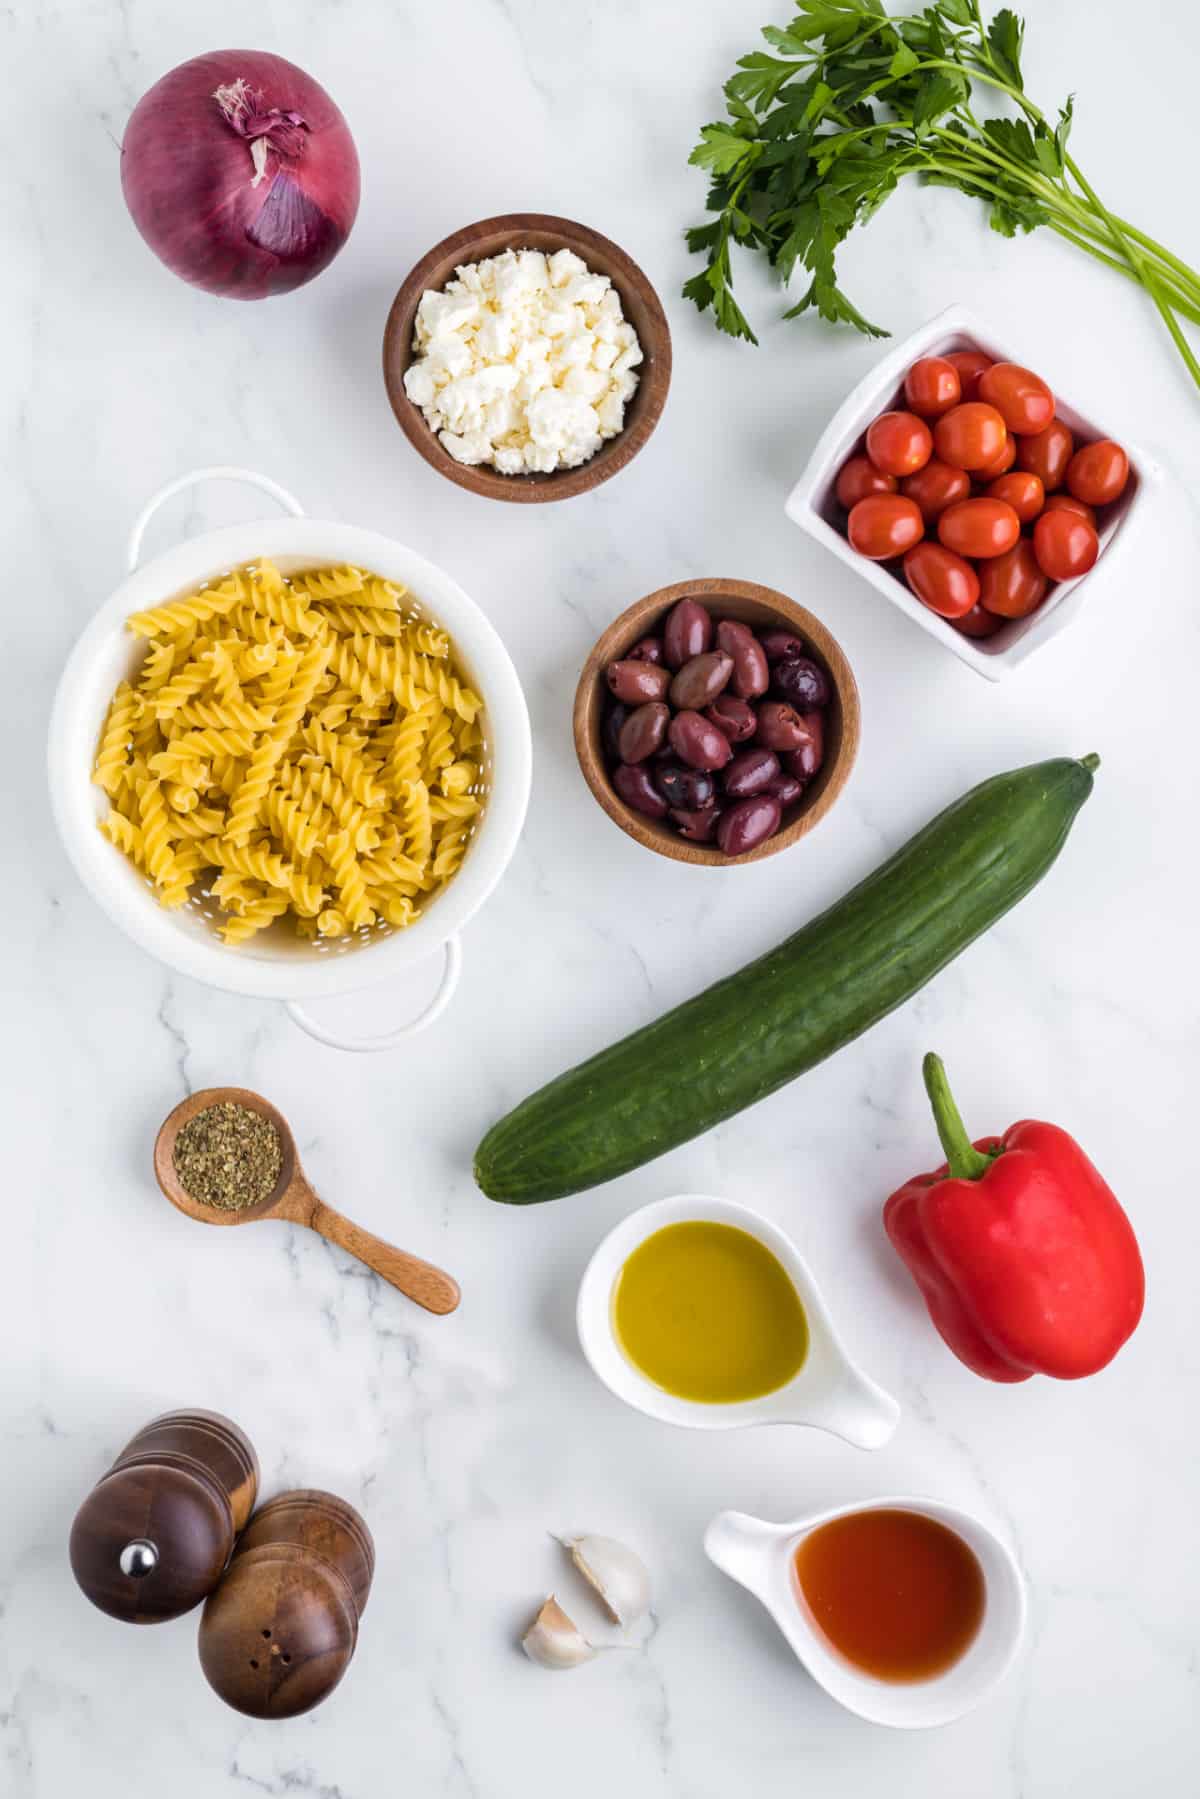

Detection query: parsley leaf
xmin=689 ymin=124 xmax=759 ymax=176
xmin=987 ymin=8 xmax=1025 ymax=89
xmin=727 ymin=52 xmax=805 ymax=112
xmin=1055 ymin=95 xmax=1074 ymax=162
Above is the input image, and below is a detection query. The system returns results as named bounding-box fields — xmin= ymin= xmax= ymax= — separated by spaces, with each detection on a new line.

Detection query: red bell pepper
xmin=884 ymin=1053 xmax=1144 ymax=1383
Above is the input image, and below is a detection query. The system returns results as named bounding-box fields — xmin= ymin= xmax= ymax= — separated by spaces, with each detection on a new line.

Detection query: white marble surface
xmin=4 ymin=1 xmax=1199 ymax=1793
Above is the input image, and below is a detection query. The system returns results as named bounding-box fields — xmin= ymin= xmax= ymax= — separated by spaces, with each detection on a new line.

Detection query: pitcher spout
xmin=703 ymin=1510 xmax=785 ymax=1600
xmin=800 ymin=1362 xmax=900 ymax=1450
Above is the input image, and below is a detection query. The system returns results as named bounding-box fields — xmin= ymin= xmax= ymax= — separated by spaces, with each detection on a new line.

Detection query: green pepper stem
xmin=1080 ymin=752 xmax=1100 ymax=772
xmin=922 ymin=1053 xmax=994 ymax=1182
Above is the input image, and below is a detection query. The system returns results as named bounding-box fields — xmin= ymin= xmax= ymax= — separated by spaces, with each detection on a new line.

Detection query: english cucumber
xmin=475 ymin=755 xmax=1098 ymax=1203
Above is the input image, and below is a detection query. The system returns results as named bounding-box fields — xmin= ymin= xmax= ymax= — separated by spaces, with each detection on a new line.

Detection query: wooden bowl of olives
xmin=573 ymin=578 xmax=860 ymax=865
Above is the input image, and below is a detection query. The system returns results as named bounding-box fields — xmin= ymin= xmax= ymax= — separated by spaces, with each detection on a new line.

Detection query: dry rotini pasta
xmin=429 ymin=793 xmax=481 ymax=824
xmin=422 ymin=707 xmax=456 ymax=780
xmin=314 ymin=604 xmax=411 ymax=640
xmin=222 ymin=891 xmax=291 ymax=945
xmin=91 ymin=557 xmax=488 ymax=944
xmin=296 ymin=565 xmax=368 ymax=602
xmin=431 ymin=831 xmax=468 ymax=884
xmin=248 ymin=577 xmax=321 ymax=639
xmin=93 ymin=683 xmax=139 ymax=795
xmin=440 ymin=760 xmax=478 ymax=797
xmin=137 ymin=639 xmax=180 ymax=696
xmin=125 ymin=581 xmax=243 ymax=639
xmin=400 ymin=777 xmax=433 ymax=868
xmin=382 ymin=700 xmax=432 ymax=795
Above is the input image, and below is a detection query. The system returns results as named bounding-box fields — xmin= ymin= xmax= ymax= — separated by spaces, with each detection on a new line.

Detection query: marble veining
xmin=3 ymin=0 xmax=1199 ymax=1794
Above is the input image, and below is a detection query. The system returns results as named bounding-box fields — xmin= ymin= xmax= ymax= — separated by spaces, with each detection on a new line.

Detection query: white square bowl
xmin=784 ymin=304 xmax=1158 ymax=680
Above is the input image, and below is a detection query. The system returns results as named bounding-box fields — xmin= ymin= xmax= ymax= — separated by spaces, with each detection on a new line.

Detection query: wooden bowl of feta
xmin=383 ymin=214 xmax=672 ymax=502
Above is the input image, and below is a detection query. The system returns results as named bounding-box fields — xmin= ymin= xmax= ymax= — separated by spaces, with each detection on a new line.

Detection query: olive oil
xmin=611 ymin=1221 xmax=808 ymax=1403
xmin=794 ymin=1509 xmax=985 ymax=1683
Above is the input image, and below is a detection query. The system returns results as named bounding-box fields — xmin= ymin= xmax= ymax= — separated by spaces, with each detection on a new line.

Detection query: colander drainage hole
xmin=262 ymin=1629 xmax=271 ymax=1639
xmin=249 ymin=1659 xmax=259 ymax=1670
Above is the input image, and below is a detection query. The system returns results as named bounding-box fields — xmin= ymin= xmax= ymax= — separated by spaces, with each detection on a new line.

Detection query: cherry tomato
xmin=1015 ymin=418 xmax=1073 ymax=491
xmin=937 ymin=497 xmax=1021 ymax=559
xmin=977 ymin=362 xmax=1055 ymax=434
xmin=903 ymin=357 xmax=962 ymax=418
xmin=985 ymin=470 xmax=1044 ymax=525
xmin=1042 ymin=492 xmax=1097 ymax=529
xmin=933 ymin=402 xmax=1008 ymax=471
xmin=866 ymin=410 xmax=933 ymax=478
xmin=835 ymin=454 xmax=897 ymax=510
xmin=978 ymin=540 xmax=1051 ymax=618
xmin=847 ymin=494 xmax=925 ymax=560
xmin=1032 ymin=510 xmax=1100 ymax=581
xmin=955 ymin=601 xmax=1006 ymax=639
xmin=902 ymin=542 xmax=980 ymax=619
xmin=945 ymin=349 xmax=993 ymax=401
xmin=1066 ymin=439 xmax=1129 ymax=506
xmin=974 ymin=432 xmax=1017 ymax=480
xmin=899 ymin=458 xmax=971 ymax=525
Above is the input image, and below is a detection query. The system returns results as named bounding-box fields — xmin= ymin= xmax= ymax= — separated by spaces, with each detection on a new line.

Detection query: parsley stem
xmin=1110 ymin=219 xmax=1200 ymax=297
xmin=1041 ymin=223 xmax=1200 ymax=327
xmin=1062 ymin=155 xmax=1200 ymax=390
xmin=928 ymin=127 xmax=1200 ymax=322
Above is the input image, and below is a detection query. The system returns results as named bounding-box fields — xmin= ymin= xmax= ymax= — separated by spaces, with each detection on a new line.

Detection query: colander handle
xmin=127 ymin=466 xmax=305 ymax=572
xmin=283 ymin=936 xmax=463 ymax=1052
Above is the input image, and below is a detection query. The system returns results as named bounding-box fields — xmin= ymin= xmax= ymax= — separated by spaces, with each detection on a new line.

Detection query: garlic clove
xmin=521 ymin=1596 xmax=596 ymax=1670
xmin=559 ymin=1534 xmax=652 ymax=1628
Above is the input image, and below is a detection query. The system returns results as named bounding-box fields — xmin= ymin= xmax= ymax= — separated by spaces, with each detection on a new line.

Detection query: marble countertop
xmin=5 ymin=0 xmax=1199 ymax=1793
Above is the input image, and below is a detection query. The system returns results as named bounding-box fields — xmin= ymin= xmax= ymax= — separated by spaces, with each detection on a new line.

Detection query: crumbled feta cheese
xmin=548 ymin=248 xmax=587 ymax=287
xmin=416 ymin=290 xmax=480 ymax=340
xmin=403 ymin=246 xmax=642 ymax=475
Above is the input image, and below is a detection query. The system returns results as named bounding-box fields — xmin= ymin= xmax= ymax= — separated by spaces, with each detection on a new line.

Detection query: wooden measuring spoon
xmin=154 ymin=1088 xmax=460 ymax=1316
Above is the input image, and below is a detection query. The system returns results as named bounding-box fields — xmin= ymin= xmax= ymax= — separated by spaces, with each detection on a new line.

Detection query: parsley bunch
xmin=685 ymin=0 xmax=1200 ymax=390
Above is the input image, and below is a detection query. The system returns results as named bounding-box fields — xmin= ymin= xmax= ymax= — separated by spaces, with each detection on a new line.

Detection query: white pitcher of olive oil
xmin=576 ymin=1193 xmax=899 ymax=1448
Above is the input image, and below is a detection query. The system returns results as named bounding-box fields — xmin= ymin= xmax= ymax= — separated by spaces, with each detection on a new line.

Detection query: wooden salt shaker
xmin=198 ymin=1490 xmax=374 ymax=1718
xmin=69 ymin=1409 xmax=259 ymax=1624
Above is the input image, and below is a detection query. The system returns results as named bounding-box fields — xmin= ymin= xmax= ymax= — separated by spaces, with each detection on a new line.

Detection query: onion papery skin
xmin=120 ymin=50 xmax=360 ymax=300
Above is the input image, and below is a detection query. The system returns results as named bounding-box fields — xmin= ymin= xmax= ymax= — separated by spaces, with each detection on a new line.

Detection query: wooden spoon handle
xmin=307 ymin=1201 xmax=460 ymax=1315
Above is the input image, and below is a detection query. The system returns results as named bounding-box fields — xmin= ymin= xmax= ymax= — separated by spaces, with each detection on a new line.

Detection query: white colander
xmin=48 ymin=467 xmax=532 ymax=1051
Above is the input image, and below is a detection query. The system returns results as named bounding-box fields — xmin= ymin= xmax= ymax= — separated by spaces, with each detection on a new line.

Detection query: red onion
xmin=121 ymin=50 xmax=360 ymax=300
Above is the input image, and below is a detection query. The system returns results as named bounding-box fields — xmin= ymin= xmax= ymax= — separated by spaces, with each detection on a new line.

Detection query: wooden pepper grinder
xmin=198 ymin=1490 xmax=374 ymax=1718
xmin=69 ymin=1409 xmax=259 ymax=1624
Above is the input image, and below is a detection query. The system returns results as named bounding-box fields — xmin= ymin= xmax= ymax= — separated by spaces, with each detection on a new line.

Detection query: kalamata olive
xmin=759 ymin=629 xmax=806 ymax=663
xmin=654 ymin=762 xmax=716 ymax=811
xmin=785 ymin=710 xmax=825 ymax=780
xmin=613 ymin=761 xmax=669 ymax=819
xmin=602 ymin=702 xmax=628 ymax=763
xmin=717 ymin=795 xmax=782 ymax=856
xmin=618 ymin=701 xmax=670 ymax=763
xmin=772 ymin=656 xmax=830 ymax=709
xmin=764 ymin=771 xmax=805 ymax=807
xmin=705 ymin=694 xmax=757 ymax=743
xmin=671 ymin=806 xmax=723 ymax=843
xmin=715 ymin=619 xmax=769 ymax=699
xmin=754 ymin=700 xmax=807 ymax=752
xmin=669 ymin=650 xmax=734 ymax=711
xmin=607 ymin=659 xmax=671 ymax=705
xmin=668 ymin=709 xmax=733 ymax=772
xmin=724 ymin=746 xmax=781 ymax=798
xmin=663 ymin=598 xmax=714 ymax=669
xmin=628 ymin=635 xmax=664 ymax=664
